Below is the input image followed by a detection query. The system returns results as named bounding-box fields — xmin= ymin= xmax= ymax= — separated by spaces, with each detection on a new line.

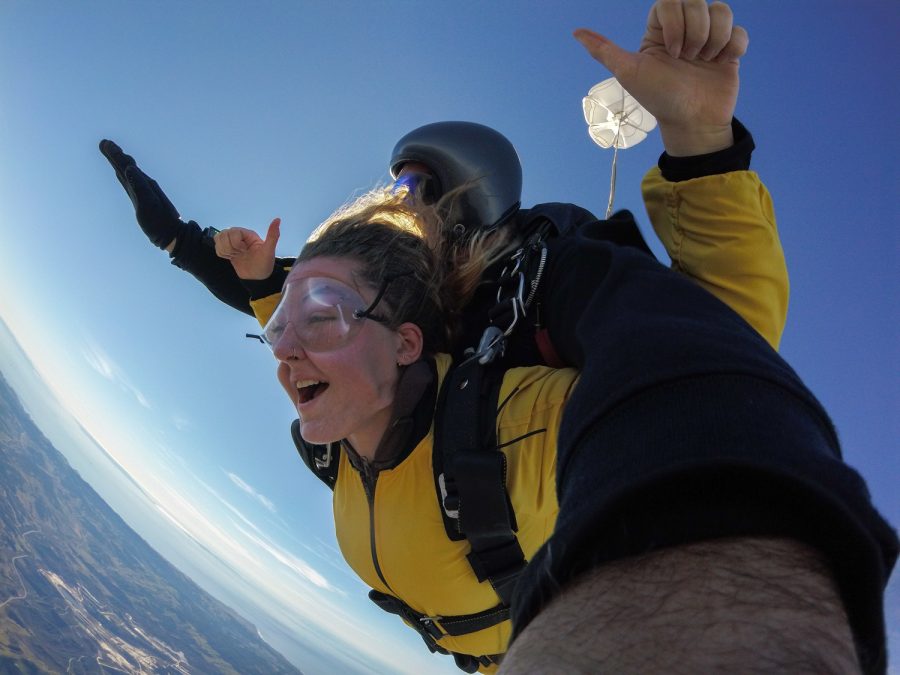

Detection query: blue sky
xmin=0 ymin=1 xmax=897 ymax=672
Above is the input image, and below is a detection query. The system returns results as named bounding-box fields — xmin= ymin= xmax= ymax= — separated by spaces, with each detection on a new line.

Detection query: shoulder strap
xmin=433 ymin=356 xmax=526 ymax=606
xmin=430 ymin=223 xmax=563 ymax=606
xmin=291 ymin=419 xmax=339 ymax=490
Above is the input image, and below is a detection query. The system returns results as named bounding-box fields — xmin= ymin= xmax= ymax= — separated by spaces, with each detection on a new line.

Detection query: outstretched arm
xmin=577 ymin=3 xmax=788 ymax=349
xmin=99 ymin=139 xmax=287 ymax=316
xmin=507 ymin=3 xmax=894 ymax=673
xmin=641 ymin=134 xmax=789 ymax=350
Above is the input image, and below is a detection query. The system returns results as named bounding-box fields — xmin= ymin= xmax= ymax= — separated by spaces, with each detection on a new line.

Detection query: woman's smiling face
xmin=272 ymin=256 xmax=419 ymax=458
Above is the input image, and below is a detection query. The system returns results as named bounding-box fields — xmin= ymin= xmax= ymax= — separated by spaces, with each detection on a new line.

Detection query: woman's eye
xmin=264 ymin=323 xmax=284 ymax=344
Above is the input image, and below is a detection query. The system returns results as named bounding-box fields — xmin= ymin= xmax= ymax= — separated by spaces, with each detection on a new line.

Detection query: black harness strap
xmin=427 ymin=229 xmax=558 ymax=615
xmin=368 ymin=590 xmax=446 ymax=652
xmin=436 ymin=355 xmax=527 ymax=607
xmin=368 ymin=590 xmax=506 ymax=673
xmin=369 ymin=589 xmax=511 ymax=638
xmin=456 ymin=447 xmax=524 ymax=605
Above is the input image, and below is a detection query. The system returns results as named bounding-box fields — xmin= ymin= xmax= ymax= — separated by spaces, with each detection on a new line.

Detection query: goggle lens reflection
xmin=262 ymin=277 xmax=372 ymax=354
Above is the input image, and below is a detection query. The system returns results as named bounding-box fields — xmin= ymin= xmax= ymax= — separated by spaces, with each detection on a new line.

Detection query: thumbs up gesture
xmin=575 ymin=0 xmax=748 ymax=156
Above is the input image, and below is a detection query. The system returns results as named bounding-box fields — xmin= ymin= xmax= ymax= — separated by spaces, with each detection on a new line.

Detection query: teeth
xmin=295 ymin=379 xmax=327 ymax=406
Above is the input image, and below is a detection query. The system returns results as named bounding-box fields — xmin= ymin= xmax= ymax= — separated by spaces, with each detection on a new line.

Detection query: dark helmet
xmin=390 ymin=121 xmax=522 ymax=231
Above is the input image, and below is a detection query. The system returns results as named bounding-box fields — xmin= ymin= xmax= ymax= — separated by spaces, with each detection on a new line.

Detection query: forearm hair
xmin=502 ymin=537 xmax=859 ymax=674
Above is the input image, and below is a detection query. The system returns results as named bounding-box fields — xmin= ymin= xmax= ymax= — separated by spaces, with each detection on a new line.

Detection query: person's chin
xmin=298 ymin=419 xmax=338 ymax=446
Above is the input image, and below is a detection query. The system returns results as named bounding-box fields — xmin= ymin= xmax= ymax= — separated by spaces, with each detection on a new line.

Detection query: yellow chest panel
xmin=333 ymin=355 xmax=576 ymax=657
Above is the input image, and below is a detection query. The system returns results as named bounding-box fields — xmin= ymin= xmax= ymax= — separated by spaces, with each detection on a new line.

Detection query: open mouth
xmin=297 ymin=380 xmax=329 ymax=405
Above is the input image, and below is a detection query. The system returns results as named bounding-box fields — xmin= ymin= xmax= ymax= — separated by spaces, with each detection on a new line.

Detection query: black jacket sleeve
xmin=510 ymin=230 xmax=898 ymax=674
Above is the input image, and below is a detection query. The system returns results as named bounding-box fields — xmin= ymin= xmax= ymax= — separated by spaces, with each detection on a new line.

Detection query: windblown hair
xmin=297 ymin=185 xmax=516 ymax=354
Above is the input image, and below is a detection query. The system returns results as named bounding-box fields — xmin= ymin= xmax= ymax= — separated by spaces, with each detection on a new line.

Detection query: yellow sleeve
xmin=249 ymin=293 xmax=281 ymax=328
xmin=642 ymin=168 xmax=788 ymax=350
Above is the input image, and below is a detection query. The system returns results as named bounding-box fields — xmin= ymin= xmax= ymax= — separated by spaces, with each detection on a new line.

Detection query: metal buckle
xmin=496 ymin=251 xmax=528 ymax=336
xmin=438 ymin=473 xmax=460 ymax=519
xmin=314 ymin=442 xmax=334 ymax=470
xmin=475 ymin=325 xmax=505 ymax=365
xmin=419 ymin=615 xmax=445 ymax=640
xmin=466 ymin=239 xmax=547 ymax=367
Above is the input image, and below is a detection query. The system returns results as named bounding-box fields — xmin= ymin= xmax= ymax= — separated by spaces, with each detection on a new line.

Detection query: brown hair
xmin=297 ymin=185 xmax=516 ymax=354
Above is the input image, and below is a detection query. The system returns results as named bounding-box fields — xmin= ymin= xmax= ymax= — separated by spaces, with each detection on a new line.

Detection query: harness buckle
xmin=419 ymin=615 xmax=445 ymax=640
xmin=439 ymin=473 xmax=460 ymax=519
xmin=314 ymin=442 xmax=335 ymax=470
xmin=495 ymin=259 xmax=527 ymax=336
xmin=475 ymin=325 xmax=506 ymax=365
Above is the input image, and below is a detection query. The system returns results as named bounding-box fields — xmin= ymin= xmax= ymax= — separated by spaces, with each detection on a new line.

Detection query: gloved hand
xmin=99 ymin=139 xmax=188 ymax=250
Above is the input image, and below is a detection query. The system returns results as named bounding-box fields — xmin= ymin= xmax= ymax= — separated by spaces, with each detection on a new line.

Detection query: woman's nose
xmin=272 ymin=325 xmax=306 ymax=362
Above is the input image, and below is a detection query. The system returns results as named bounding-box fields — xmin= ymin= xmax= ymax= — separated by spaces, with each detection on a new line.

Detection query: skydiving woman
xmin=102 ymin=1 xmax=896 ymax=672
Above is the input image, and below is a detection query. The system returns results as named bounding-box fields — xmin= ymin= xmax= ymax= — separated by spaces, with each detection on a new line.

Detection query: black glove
xmin=99 ymin=139 xmax=285 ymax=317
xmin=99 ymin=139 xmax=188 ymax=249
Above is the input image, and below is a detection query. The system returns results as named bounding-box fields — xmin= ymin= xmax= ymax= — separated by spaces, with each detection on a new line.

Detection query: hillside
xmin=0 ymin=372 xmax=302 ymax=674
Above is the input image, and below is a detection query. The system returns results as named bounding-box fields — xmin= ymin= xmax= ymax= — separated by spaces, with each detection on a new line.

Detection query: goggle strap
xmin=353 ymin=271 xmax=414 ymax=322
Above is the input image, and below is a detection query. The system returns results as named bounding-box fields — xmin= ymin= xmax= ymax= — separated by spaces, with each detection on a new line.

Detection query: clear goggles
xmin=256 ymin=276 xmax=388 ymax=354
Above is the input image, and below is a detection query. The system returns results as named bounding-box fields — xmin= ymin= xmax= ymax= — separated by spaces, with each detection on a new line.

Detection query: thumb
xmin=263 ymin=218 xmax=281 ymax=256
xmin=573 ymin=29 xmax=637 ymax=81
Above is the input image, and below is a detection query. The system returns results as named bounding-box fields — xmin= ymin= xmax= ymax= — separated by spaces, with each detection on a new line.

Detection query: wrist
xmin=240 ymin=264 xmax=289 ymax=300
xmin=168 ymin=220 xmax=199 ymax=259
xmin=657 ymin=118 xmax=754 ymax=182
xmin=659 ymin=122 xmax=734 ymax=157
xmin=239 ymin=266 xmax=276 ymax=281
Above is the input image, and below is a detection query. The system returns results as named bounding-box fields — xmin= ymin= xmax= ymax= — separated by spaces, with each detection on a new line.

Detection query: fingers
xmin=99 ymin=139 xmax=136 ymax=191
xmin=573 ymin=28 xmax=637 ymax=80
xmin=215 ymin=221 xmax=280 ymax=280
xmin=124 ymin=164 xmax=153 ymax=208
xmin=680 ymin=0 xmax=710 ymax=59
xmin=698 ymin=2 xmax=732 ymax=60
xmin=647 ymin=0 xmax=747 ymax=62
xmin=99 ymin=139 xmax=135 ymax=170
xmin=262 ymin=218 xmax=281 ymax=257
xmin=714 ymin=24 xmax=748 ymax=64
xmin=650 ymin=0 xmax=687 ymax=58
xmin=215 ymin=227 xmax=259 ymax=259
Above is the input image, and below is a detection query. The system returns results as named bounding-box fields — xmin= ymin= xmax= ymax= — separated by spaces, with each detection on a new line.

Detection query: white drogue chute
xmin=582 ymin=77 xmax=657 ymax=217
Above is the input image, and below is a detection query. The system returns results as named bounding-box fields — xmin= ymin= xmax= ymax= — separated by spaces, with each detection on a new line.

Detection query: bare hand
xmin=575 ymin=0 xmax=749 ymax=156
xmin=214 ymin=218 xmax=281 ymax=280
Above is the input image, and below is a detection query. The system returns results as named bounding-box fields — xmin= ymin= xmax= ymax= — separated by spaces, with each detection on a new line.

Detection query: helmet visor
xmin=262 ymin=277 xmax=374 ymax=354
